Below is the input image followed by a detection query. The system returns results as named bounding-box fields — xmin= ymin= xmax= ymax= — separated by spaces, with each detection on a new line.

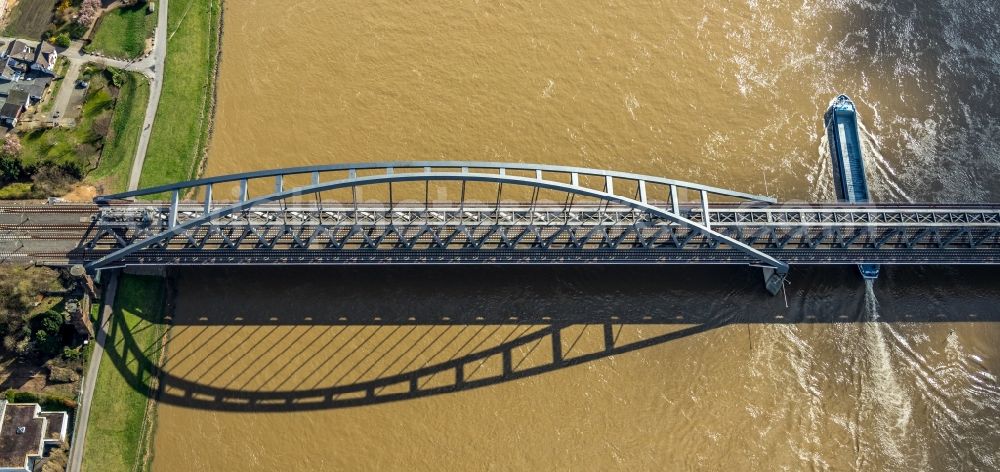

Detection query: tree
xmin=2 ymin=134 xmax=21 ymax=159
xmin=0 ymin=155 xmax=22 ymax=183
xmin=0 ymin=266 xmax=60 ymax=356
xmin=31 ymin=165 xmax=78 ymax=196
xmin=75 ymin=0 xmax=102 ymax=28
xmin=52 ymin=33 xmax=72 ymax=48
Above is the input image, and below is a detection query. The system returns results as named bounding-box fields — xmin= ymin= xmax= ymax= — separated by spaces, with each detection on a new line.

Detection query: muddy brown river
xmin=149 ymin=1 xmax=1000 ymax=470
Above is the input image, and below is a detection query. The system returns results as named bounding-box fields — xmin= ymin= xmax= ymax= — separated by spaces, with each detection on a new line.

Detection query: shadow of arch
xmin=98 ymin=264 xmax=1000 ymax=413
xmin=105 ymin=316 xmax=719 ymax=412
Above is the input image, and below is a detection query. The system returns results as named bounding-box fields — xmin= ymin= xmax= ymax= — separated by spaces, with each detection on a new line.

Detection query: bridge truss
xmin=81 ymin=162 xmax=1000 ymax=273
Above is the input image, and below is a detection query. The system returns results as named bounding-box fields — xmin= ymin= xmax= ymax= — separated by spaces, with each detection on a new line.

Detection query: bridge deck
xmin=3 ymin=202 xmax=999 ymax=268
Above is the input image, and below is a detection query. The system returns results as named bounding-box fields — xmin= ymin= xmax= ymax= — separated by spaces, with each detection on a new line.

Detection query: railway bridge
xmin=2 ymin=162 xmax=1000 ymax=293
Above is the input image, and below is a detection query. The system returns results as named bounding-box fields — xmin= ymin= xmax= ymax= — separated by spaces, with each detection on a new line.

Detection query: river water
xmin=149 ymin=0 xmax=1000 ymax=470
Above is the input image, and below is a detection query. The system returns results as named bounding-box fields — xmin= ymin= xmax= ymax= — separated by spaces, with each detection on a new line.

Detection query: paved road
xmin=65 ymin=270 xmax=119 ymax=472
xmin=127 ymin=0 xmax=168 ymax=191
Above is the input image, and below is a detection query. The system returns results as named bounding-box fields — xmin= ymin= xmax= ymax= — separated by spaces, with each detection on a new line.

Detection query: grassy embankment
xmin=85 ymin=71 xmax=152 ymax=193
xmin=85 ymin=3 xmax=156 ymax=59
xmin=139 ymin=0 xmax=221 ymax=194
xmin=81 ymin=275 xmax=167 ymax=472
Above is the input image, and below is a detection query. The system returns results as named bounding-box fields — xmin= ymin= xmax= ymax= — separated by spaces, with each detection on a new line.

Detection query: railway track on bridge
xmin=0 ymin=162 xmax=998 ymax=292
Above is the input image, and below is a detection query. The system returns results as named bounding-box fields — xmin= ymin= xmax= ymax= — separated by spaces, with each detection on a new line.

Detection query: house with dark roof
xmin=12 ymin=79 xmax=50 ymax=103
xmin=0 ymin=401 xmax=69 ymax=472
xmin=0 ymin=89 xmax=29 ymax=127
xmin=0 ymin=40 xmax=58 ymax=126
xmin=0 ymin=40 xmax=59 ymax=79
xmin=4 ymin=40 xmax=36 ymax=64
xmin=31 ymin=43 xmax=58 ymax=75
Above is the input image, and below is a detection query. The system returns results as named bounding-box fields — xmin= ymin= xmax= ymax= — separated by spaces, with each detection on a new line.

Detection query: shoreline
xmin=191 ymin=0 xmax=224 ymax=191
xmin=136 ymin=0 xmax=223 ymax=192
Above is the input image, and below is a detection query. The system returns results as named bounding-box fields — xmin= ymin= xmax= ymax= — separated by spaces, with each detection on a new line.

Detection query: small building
xmin=11 ymin=79 xmax=50 ymax=103
xmin=0 ymin=401 xmax=69 ymax=472
xmin=0 ymin=101 xmax=23 ymax=127
xmin=3 ymin=40 xmax=37 ymax=65
xmin=31 ymin=43 xmax=58 ymax=75
xmin=0 ymin=88 xmax=29 ymax=126
xmin=0 ymin=40 xmax=58 ymax=78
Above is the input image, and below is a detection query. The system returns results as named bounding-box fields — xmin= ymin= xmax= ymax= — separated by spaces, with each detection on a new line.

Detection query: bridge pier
xmin=762 ymin=267 xmax=786 ymax=296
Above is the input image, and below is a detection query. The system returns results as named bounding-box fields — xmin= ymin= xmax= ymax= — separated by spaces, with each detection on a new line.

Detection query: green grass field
xmin=19 ymin=75 xmax=116 ymax=173
xmin=86 ymin=4 xmax=156 ymax=59
xmin=139 ymin=0 xmax=220 ymax=192
xmin=81 ymin=275 xmax=166 ymax=472
xmin=86 ymin=71 xmax=151 ymax=193
xmin=2 ymin=0 xmax=58 ymax=38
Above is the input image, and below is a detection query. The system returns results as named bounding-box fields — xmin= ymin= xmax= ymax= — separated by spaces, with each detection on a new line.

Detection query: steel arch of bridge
xmin=88 ymin=162 xmax=788 ymax=272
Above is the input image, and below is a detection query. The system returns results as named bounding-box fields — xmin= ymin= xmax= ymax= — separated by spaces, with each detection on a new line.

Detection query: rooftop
xmin=0 ymin=402 xmax=44 ymax=470
xmin=1 ymin=100 xmax=24 ymax=119
xmin=5 ymin=40 xmax=35 ymax=63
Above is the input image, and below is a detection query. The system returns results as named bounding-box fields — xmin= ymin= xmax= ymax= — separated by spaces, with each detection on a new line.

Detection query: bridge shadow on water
xmin=100 ymin=265 xmax=1000 ymax=412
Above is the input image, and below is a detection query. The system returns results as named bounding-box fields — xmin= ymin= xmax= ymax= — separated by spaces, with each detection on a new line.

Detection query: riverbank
xmin=138 ymin=0 xmax=221 ymax=191
xmin=81 ymin=275 xmax=167 ymax=472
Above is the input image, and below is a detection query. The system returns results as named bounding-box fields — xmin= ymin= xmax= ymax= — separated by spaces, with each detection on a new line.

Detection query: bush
xmin=53 ymin=33 xmax=72 ymax=48
xmin=31 ymin=165 xmax=78 ymax=196
xmin=107 ymin=67 xmax=126 ymax=88
xmin=3 ymin=389 xmax=76 ymax=410
xmin=0 ymin=155 xmax=24 ymax=183
xmin=0 ymin=182 xmax=36 ymax=199
xmin=66 ymin=22 xmax=88 ymax=40
xmin=32 ymin=310 xmax=66 ymax=356
xmin=34 ymin=329 xmax=62 ymax=356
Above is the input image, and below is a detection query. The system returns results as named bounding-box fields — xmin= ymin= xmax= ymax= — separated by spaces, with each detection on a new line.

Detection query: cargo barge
xmin=824 ymin=95 xmax=880 ymax=280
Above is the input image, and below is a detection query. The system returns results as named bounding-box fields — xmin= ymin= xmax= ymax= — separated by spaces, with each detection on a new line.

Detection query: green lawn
xmin=81 ymin=275 xmax=166 ymax=472
xmin=139 ymin=0 xmax=220 ymax=193
xmin=85 ymin=71 xmax=151 ymax=193
xmin=20 ymin=77 xmax=115 ymax=173
xmin=86 ymin=4 xmax=156 ymax=59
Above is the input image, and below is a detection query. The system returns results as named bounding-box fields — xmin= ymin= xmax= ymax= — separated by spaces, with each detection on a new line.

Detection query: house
xmin=0 ymin=40 xmax=58 ymax=78
xmin=11 ymin=79 xmax=50 ymax=103
xmin=31 ymin=43 xmax=58 ymax=75
xmin=0 ymin=401 xmax=69 ymax=472
xmin=0 ymin=40 xmax=58 ymax=126
xmin=0 ymin=89 xmax=28 ymax=127
xmin=2 ymin=41 xmax=36 ymax=79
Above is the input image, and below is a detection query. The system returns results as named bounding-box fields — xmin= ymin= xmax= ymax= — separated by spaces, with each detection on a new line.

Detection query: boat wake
xmin=857 ymin=279 xmax=916 ymax=468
